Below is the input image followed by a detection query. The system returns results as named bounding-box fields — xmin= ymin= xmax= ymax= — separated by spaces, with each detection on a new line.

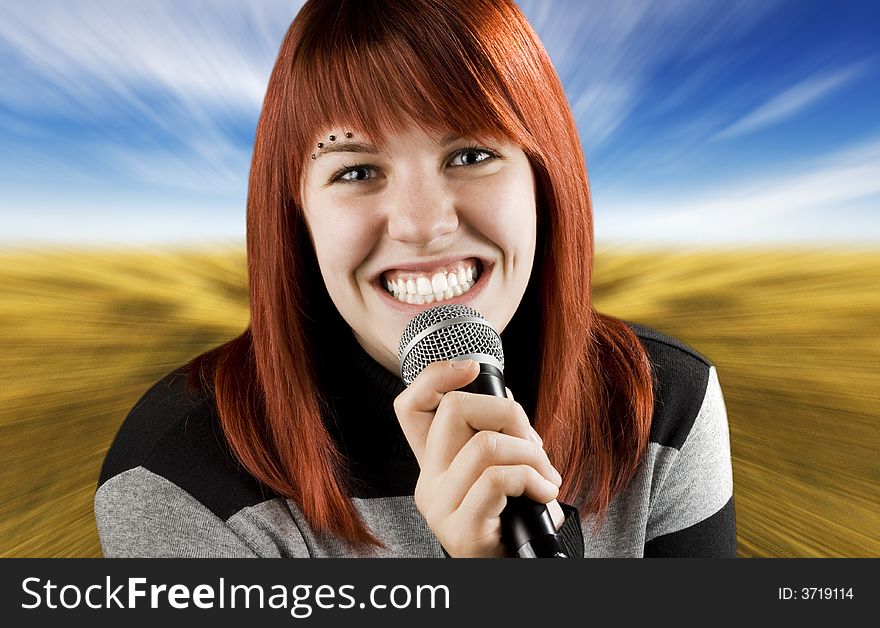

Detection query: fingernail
xmin=529 ymin=426 xmax=542 ymax=446
xmin=551 ymin=467 xmax=563 ymax=486
xmin=450 ymin=359 xmax=474 ymax=370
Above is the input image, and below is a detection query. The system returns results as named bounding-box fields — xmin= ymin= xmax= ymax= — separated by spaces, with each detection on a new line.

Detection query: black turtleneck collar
xmin=309 ymin=275 xmax=542 ymax=499
xmin=311 ymin=311 xmax=417 ymax=498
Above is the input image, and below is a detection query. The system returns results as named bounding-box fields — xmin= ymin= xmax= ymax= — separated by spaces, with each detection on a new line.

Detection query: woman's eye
xmin=450 ymin=148 xmax=494 ymax=167
xmin=337 ymin=166 xmax=375 ymax=182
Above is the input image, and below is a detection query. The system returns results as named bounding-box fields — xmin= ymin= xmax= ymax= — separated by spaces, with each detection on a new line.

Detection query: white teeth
xmin=382 ymin=261 xmax=482 ymax=305
xmin=394 ymin=280 xmax=471 ymax=303
xmin=431 ymin=272 xmax=448 ymax=293
xmin=416 ymin=277 xmax=432 ymax=295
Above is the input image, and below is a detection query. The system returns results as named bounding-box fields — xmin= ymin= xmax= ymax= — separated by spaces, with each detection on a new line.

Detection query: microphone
xmin=398 ymin=304 xmax=567 ymax=558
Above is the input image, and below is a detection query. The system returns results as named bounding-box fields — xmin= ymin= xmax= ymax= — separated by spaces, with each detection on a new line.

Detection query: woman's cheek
xmin=466 ymin=173 xmax=535 ymax=231
xmin=315 ymin=205 xmax=380 ymax=274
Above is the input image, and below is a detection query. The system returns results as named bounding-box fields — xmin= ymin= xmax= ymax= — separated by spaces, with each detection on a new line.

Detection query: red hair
xmin=189 ymin=0 xmax=653 ymax=550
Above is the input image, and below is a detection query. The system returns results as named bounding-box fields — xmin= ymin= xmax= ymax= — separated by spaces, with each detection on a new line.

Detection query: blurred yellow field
xmin=1 ymin=245 xmax=877 ymax=557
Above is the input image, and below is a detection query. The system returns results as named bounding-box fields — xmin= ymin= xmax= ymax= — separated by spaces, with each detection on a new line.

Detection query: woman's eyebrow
xmin=439 ymin=132 xmax=464 ymax=145
xmin=313 ymin=133 xmax=470 ymax=161
xmin=315 ymin=140 xmax=380 ymax=160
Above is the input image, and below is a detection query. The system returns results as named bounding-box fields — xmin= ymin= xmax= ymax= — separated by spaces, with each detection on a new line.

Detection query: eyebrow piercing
xmin=314 ymin=132 xmax=353 ymax=157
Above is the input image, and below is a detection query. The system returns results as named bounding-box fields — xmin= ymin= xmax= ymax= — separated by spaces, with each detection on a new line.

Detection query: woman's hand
xmin=393 ymin=359 xmax=563 ymax=557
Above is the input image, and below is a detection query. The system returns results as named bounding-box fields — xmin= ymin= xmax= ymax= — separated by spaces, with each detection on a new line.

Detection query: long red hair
xmin=189 ymin=0 xmax=653 ymax=550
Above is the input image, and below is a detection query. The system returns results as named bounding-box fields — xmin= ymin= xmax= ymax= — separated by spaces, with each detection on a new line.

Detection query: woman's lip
xmin=373 ymin=262 xmax=494 ymax=312
xmin=376 ymin=256 xmax=482 ymax=279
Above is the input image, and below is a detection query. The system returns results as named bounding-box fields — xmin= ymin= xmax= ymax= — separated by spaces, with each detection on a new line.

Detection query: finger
xmin=433 ymin=431 xmax=562 ymax=513
xmin=392 ymin=359 xmax=480 ymax=466
xmin=423 ymin=392 xmax=538 ymax=472
xmin=547 ymin=499 xmax=565 ymax=531
xmin=458 ymin=465 xmax=560 ymax=522
xmin=501 ymin=387 xmax=544 ymax=446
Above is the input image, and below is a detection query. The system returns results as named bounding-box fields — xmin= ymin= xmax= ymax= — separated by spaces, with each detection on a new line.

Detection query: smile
xmin=381 ymin=259 xmax=483 ymax=305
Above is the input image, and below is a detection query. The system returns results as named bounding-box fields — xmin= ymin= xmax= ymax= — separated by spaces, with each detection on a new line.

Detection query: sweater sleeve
xmin=95 ymin=467 xmax=260 ymax=558
xmin=556 ymin=501 xmax=584 ymax=557
xmin=644 ymin=366 xmax=737 ymax=557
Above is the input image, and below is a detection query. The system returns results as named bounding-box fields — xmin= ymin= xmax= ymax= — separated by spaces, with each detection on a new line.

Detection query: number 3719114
xmin=778 ymin=587 xmax=854 ymax=600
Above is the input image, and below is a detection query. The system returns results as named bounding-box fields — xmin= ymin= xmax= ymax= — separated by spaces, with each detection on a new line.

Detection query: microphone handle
xmin=460 ymin=363 xmax=567 ymax=558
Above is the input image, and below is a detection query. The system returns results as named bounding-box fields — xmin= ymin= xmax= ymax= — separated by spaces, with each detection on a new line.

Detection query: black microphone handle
xmin=459 ymin=362 xmax=567 ymax=558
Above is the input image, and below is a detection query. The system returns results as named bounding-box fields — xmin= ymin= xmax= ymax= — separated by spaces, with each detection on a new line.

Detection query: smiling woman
xmin=94 ymin=0 xmax=735 ymax=558
xmin=300 ymin=125 xmax=537 ymax=374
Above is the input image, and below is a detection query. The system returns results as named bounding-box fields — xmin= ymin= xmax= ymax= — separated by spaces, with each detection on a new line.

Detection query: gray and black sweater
xmin=95 ymin=321 xmax=736 ymax=557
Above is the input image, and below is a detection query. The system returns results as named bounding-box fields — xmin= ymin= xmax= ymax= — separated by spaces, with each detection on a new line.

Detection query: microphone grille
xmin=398 ymin=304 xmax=504 ymax=386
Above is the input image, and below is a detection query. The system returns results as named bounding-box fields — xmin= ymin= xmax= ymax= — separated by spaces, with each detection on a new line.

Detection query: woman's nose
xmin=384 ymin=178 xmax=459 ymax=246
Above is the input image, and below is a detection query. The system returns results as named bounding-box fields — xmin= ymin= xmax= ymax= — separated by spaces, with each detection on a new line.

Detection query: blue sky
xmin=1 ymin=0 xmax=878 ymax=246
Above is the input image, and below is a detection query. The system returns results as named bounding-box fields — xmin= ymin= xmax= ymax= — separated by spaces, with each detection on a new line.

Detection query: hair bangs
xmin=285 ymin=0 xmax=536 ymax=196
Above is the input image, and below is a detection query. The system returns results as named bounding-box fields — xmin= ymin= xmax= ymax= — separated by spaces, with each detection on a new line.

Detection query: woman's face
xmin=300 ymin=123 xmax=537 ymax=373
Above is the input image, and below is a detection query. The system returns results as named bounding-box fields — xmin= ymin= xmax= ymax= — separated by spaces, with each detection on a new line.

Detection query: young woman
xmin=96 ymin=0 xmax=735 ymax=557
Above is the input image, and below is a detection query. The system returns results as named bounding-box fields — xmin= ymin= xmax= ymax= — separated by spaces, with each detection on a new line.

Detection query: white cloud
xmin=518 ymin=0 xmax=781 ymax=149
xmin=596 ymin=138 xmax=880 ymax=243
xmin=714 ymin=62 xmax=869 ymax=140
xmin=570 ymin=81 xmax=637 ymax=149
xmin=0 ymin=186 xmax=246 ymax=245
xmin=0 ymin=1 xmax=304 ymax=193
xmin=0 ymin=0 xmax=302 ymax=113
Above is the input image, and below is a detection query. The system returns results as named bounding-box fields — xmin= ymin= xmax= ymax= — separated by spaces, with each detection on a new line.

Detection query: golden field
xmin=1 ymin=244 xmax=877 ymax=557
